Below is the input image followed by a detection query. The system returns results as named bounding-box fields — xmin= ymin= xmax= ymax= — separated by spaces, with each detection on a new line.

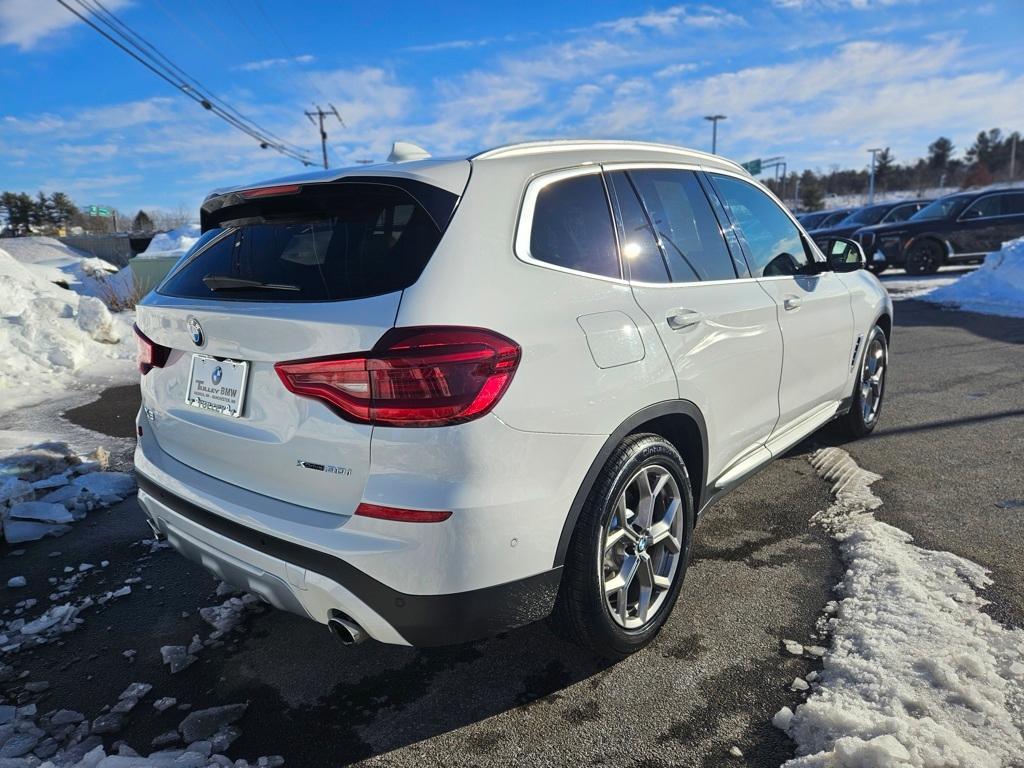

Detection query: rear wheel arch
xmin=552 ymin=401 xmax=707 ymax=569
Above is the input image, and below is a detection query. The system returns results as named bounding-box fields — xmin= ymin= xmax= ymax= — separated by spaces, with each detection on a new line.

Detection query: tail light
xmin=134 ymin=324 xmax=170 ymax=374
xmin=275 ymin=327 xmax=521 ymax=427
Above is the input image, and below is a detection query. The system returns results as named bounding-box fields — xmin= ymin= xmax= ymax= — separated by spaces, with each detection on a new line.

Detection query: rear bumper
xmin=137 ymin=473 xmax=562 ymax=646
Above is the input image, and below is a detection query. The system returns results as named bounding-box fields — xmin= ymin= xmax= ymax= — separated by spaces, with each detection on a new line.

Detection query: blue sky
xmin=1 ymin=0 xmax=1022 ymax=214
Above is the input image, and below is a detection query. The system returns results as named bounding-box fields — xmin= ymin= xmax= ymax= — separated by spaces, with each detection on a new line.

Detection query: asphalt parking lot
xmin=4 ymin=297 xmax=1023 ymax=767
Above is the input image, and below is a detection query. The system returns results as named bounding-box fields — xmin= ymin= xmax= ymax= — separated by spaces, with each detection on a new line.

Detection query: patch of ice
xmin=779 ymin=447 xmax=1024 ymax=767
xmin=6 ymin=576 xmax=26 ymax=588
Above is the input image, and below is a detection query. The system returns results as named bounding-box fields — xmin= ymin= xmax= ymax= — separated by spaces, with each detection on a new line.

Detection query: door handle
xmin=666 ymin=309 xmax=704 ymax=330
xmin=783 ymin=296 xmax=802 ymax=311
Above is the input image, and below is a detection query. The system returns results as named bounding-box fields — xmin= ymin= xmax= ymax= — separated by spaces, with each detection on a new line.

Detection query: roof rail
xmin=471 ymin=139 xmax=747 ymax=173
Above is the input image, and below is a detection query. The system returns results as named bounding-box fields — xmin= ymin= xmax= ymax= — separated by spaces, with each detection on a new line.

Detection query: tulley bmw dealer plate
xmin=185 ymin=354 xmax=249 ymax=417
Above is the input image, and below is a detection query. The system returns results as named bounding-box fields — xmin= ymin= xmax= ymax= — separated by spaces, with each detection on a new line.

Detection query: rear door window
xmin=606 ymin=171 xmax=669 ymax=283
xmin=528 ymin=172 xmax=621 ymax=279
xmin=627 ymin=169 xmax=738 ymax=282
xmin=159 ymin=182 xmax=452 ymax=302
xmin=961 ymin=195 xmax=1004 ymax=219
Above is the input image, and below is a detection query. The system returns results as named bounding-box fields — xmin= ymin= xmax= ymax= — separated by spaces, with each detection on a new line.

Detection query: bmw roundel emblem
xmin=211 ymin=366 xmax=223 ymax=385
xmin=187 ymin=317 xmax=204 ymax=347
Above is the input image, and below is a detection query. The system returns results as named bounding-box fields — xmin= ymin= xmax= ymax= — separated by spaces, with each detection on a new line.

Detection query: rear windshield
xmin=159 ymin=181 xmax=454 ymax=302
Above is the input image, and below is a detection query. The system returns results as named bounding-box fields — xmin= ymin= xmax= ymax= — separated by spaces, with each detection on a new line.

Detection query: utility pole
xmin=304 ymin=104 xmax=344 ymax=169
xmin=867 ymin=148 xmax=883 ymax=204
xmin=1010 ymin=134 xmax=1018 ymax=181
xmin=704 ymin=115 xmax=726 ymax=154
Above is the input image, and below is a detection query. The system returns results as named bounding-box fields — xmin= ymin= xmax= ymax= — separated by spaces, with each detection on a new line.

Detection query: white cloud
xmin=773 ymin=0 xmax=918 ymax=8
xmin=0 ymin=0 xmax=131 ymax=50
xmin=406 ymin=38 xmax=494 ymax=53
xmin=599 ymin=5 xmax=744 ymax=34
xmin=234 ymin=54 xmax=315 ymax=72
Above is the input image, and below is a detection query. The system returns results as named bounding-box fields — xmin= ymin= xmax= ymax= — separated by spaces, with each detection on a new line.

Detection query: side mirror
xmin=820 ymin=236 xmax=866 ymax=272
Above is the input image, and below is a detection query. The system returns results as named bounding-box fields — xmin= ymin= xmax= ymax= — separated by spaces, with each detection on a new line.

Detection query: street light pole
xmin=704 ymin=115 xmax=726 ymax=155
xmin=867 ymin=147 xmax=883 ymax=204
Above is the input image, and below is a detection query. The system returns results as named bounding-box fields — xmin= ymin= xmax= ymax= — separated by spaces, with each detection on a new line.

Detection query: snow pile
xmin=137 ymin=222 xmax=201 ymax=259
xmin=0 ymin=236 xmax=136 ymax=305
xmin=924 ymin=236 xmax=1024 ymax=318
xmin=0 ymin=248 xmax=136 ymax=411
xmin=0 ymin=443 xmax=136 ymax=543
xmin=0 ymin=693 xmax=282 ymax=766
xmin=778 ymin=448 xmax=1024 ymax=767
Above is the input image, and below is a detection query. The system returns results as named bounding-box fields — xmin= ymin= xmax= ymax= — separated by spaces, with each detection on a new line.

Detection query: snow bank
xmin=0 ymin=246 xmax=135 ymax=413
xmin=779 ymin=448 xmax=1024 ymax=767
xmin=0 ymin=236 xmax=136 ymax=304
xmin=136 ymin=222 xmax=201 ymax=259
xmin=924 ymin=236 xmax=1024 ymax=318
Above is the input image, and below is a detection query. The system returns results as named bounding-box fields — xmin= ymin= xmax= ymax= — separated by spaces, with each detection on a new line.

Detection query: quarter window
xmin=1004 ymin=193 xmax=1024 ymax=215
xmin=627 ymin=169 xmax=738 ymax=282
xmin=711 ymin=174 xmax=812 ymax=278
xmin=529 ymin=173 xmax=620 ymax=279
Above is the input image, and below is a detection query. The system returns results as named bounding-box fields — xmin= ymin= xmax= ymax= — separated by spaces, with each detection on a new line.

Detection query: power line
xmin=79 ymin=0 xmax=310 ymax=158
xmin=57 ymin=0 xmax=314 ymax=166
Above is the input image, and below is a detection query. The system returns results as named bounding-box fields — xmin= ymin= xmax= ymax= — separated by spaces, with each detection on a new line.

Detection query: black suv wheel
xmin=904 ymin=240 xmax=944 ymax=275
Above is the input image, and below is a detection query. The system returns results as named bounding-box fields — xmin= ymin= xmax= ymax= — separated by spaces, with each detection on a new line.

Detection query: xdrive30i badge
xmin=297 ymin=460 xmax=353 ymax=477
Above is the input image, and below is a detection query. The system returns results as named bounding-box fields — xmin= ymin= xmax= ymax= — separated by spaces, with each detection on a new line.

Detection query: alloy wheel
xmin=600 ymin=464 xmax=684 ymax=629
xmin=860 ymin=333 xmax=886 ymax=425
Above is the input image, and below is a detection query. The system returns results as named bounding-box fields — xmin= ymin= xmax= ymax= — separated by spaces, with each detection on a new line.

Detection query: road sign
xmin=741 ymin=159 xmax=762 ymax=175
xmin=88 ymin=205 xmax=111 ymax=217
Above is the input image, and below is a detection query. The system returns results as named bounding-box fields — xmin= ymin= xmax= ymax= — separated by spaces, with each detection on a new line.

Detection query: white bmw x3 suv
xmin=134 ymin=140 xmax=891 ymax=658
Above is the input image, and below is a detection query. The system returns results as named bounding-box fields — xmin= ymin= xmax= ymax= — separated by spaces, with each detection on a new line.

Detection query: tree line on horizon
xmin=0 ymin=192 xmax=190 ymax=237
xmin=768 ymin=127 xmax=1022 ymax=211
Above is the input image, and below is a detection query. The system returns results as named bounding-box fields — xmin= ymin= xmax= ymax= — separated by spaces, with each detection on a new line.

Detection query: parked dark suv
xmin=856 ymin=188 xmax=1024 ymax=274
xmin=809 ymin=199 xmax=931 ymax=273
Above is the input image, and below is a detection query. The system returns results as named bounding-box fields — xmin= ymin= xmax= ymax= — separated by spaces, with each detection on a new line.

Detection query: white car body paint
xmin=134 ymin=140 xmax=893 ymax=647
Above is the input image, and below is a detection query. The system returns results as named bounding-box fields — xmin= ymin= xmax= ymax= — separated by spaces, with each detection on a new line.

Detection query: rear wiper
xmin=202 ymin=275 xmax=300 ymax=292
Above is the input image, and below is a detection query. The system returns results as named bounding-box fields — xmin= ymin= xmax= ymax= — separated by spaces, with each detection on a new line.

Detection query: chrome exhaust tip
xmin=328 ymin=615 xmax=367 ymax=646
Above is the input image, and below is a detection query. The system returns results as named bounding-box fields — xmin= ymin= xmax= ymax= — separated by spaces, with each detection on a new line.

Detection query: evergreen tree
xmin=49 ymin=192 xmax=79 ymax=226
xmin=927 ymin=137 xmax=955 ymax=170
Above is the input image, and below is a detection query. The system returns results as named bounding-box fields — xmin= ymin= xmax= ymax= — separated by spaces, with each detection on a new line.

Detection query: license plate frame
xmin=185 ymin=354 xmax=250 ymax=418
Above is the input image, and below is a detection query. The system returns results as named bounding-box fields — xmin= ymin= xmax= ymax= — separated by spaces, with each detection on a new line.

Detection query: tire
xmin=904 ymin=240 xmax=944 ymax=275
xmin=838 ymin=325 xmax=888 ymax=439
xmin=549 ymin=433 xmax=695 ymax=659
